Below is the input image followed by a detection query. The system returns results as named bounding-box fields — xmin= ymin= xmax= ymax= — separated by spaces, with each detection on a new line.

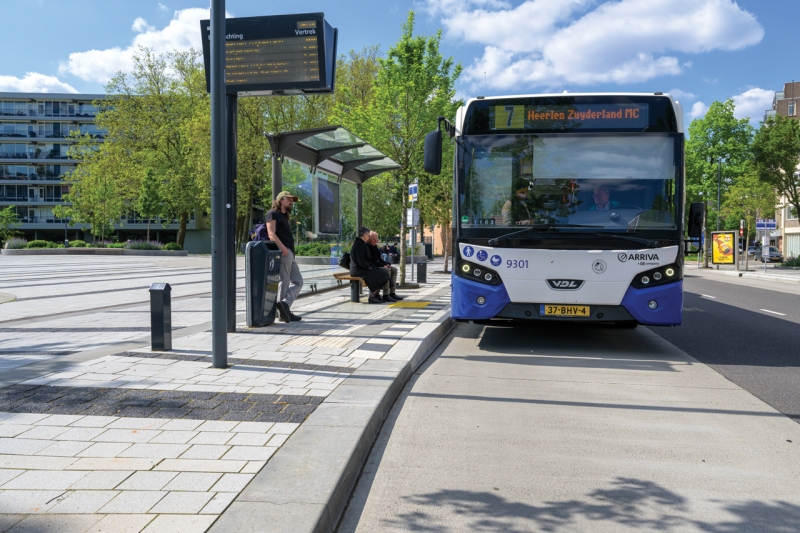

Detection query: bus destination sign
xmin=201 ymin=13 xmax=337 ymax=96
xmin=492 ymin=103 xmax=649 ymax=130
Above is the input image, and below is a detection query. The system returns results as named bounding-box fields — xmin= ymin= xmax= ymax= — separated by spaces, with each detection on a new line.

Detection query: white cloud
xmin=667 ymin=88 xmax=697 ymax=102
xmin=426 ymin=0 xmax=764 ymax=91
xmin=58 ymin=7 xmax=211 ymax=83
xmin=0 ymin=72 xmax=78 ymax=93
xmin=688 ymin=101 xmax=709 ymax=120
xmin=158 ymin=3 xmax=169 ymax=13
xmin=732 ymin=87 xmax=773 ymax=121
xmin=132 ymin=17 xmax=154 ymax=33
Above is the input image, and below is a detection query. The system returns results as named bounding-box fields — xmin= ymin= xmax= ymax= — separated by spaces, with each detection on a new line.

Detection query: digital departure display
xmin=492 ymin=104 xmax=649 ymax=130
xmin=201 ymin=13 xmax=337 ymax=95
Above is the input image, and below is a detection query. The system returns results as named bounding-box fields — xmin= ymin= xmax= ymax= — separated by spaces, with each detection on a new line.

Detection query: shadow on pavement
xmin=372 ymin=479 xmax=800 ymax=533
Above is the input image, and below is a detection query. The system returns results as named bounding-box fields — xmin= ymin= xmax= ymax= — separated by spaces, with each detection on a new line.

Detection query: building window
xmin=790 ymin=101 xmax=797 ymax=116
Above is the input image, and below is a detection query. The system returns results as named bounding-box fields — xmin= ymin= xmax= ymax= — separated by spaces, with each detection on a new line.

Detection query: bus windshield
xmin=458 ymin=134 xmax=679 ymax=233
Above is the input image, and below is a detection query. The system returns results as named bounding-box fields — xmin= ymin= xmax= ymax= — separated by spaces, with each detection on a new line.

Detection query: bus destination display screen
xmin=491 ymin=103 xmax=649 ymax=131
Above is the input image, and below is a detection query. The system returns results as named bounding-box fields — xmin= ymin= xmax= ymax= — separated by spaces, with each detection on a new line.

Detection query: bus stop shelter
xmin=267 ymin=126 xmax=400 ymax=228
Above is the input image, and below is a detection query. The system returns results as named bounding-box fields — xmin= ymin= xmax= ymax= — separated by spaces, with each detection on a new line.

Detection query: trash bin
xmin=425 ymin=243 xmax=433 ymax=260
xmin=245 ymin=241 xmax=282 ymax=327
xmin=416 ymin=259 xmax=427 ymax=283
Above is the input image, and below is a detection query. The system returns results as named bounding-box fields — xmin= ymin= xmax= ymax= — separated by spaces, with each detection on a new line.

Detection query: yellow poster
xmin=711 ymin=232 xmax=735 ymax=265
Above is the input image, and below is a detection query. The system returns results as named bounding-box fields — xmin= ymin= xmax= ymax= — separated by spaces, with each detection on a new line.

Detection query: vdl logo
xmin=490 ymin=255 xmax=502 ymax=266
xmin=477 ymin=250 xmax=488 ymax=261
xmin=547 ymin=279 xmax=585 ymax=290
xmin=463 ymin=246 xmax=474 ymax=258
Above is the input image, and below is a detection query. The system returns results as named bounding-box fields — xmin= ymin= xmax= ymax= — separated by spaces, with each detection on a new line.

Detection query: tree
xmin=137 ymin=168 xmax=162 ymax=242
xmin=0 ymin=205 xmax=21 ymax=247
xmin=68 ymin=47 xmax=211 ymax=248
xmin=341 ymin=12 xmax=461 ymax=284
xmin=751 ymin=115 xmax=800 ymax=227
xmin=685 ymin=100 xmax=754 ymax=267
xmin=721 ymin=165 xmax=776 ymax=269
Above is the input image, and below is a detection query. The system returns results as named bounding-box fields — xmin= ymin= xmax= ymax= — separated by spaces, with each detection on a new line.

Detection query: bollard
xmin=149 ymin=283 xmax=172 ymax=351
xmin=417 ymin=260 xmax=427 ymax=283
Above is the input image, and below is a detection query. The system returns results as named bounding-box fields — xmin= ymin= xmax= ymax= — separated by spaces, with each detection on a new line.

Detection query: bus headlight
xmin=648 ymin=300 xmax=658 ymax=310
xmin=476 ymin=296 xmax=486 ymax=305
xmin=484 ymin=273 xmax=493 ymax=281
xmin=665 ymin=267 xmax=675 ymax=277
xmin=653 ymin=272 xmax=662 ymax=281
xmin=473 ymin=269 xmax=482 ymax=277
xmin=457 ymin=259 xmax=502 ymax=286
xmin=461 ymin=264 xmax=470 ymax=273
xmin=641 ymin=276 xmax=650 ymax=285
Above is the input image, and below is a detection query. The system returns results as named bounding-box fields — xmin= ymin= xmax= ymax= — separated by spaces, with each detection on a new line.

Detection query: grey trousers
xmin=278 ymin=251 xmax=303 ymax=308
xmin=381 ymin=265 xmax=398 ymax=294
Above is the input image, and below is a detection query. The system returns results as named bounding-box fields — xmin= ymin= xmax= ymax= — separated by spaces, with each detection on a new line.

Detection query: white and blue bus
xmin=425 ymin=93 xmax=702 ymax=328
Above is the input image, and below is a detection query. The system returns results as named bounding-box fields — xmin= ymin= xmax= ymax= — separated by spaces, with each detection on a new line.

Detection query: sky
xmin=1 ymin=0 xmax=797 ymax=127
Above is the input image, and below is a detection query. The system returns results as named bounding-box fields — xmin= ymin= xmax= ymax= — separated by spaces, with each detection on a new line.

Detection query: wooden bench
xmin=333 ymin=272 xmax=366 ymax=302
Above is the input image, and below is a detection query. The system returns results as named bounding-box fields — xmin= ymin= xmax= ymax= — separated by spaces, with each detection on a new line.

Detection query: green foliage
xmin=68 ymin=240 xmax=88 ymax=248
xmin=686 ymin=99 xmax=755 ymax=266
xmin=4 ymin=238 xmax=27 ymax=249
xmin=782 ymin=256 xmax=800 ymax=267
xmin=107 ymin=243 xmax=126 ymax=248
xmin=0 ymin=205 xmax=21 ymax=247
xmin=26 ymin=240 xmax=56 ymax=249
xmin=126 ymin=240 xmax=164 ymax=250
xmin=336 ymin=12 xmax=461 ymax=283
xmin=137 ymin=168 xmax=163 ymax=242
xmin=294 ymin=242 xmax=333 ymax=256
xmin=164 ymin=242 xmax=182 ymax=251
xmin=721 ymin=166 xmax=776 ymax=244
xmin=752 ymin=115 xmax=800 ymax=229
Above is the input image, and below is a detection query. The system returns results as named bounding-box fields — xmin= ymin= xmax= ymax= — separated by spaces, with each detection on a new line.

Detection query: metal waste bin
xmin=416 ymin=259 xmax=427 ymax=283
xmin=245 ymin=241 xmax=282 ymax=327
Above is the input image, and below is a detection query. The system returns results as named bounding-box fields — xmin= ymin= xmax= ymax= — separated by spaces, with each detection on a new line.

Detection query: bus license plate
xmin=540 ymin=304 xmax=590 ymax=317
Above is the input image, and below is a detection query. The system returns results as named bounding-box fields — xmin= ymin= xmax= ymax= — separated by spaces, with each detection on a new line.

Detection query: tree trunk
xmin=177 ymin=211 xmax=188 ymax=248
xmin=146 ymin=219 xmax=151 ymax=242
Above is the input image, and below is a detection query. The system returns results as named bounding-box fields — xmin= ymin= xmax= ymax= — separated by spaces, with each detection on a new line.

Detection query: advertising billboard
xmin=711 ymin=231 xmax=736 ymax=265
xmin=316 ymin=178 xmax=339 ymax=235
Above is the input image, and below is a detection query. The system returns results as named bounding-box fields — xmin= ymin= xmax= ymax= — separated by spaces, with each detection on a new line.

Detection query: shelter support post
xmin=210 ymin=0 xmax=227 ymax=368
xmin=356 ymin=183 xmax=362 ymax=229
xmin=272 ymin=154 xmax=282 ymax=201
xmin=226 ymin=93 xmax=238 ymax=333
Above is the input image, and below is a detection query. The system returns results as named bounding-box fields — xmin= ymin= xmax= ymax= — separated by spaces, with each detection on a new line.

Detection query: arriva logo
xmin=547 ymin=279 xmax=585 ymax=290
xmin=618 ymin=253 xmax=659 ymax=262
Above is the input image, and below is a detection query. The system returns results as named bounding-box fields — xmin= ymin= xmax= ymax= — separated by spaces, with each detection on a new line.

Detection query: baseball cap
xmin=276 ymin=191 xmax=298 ymax=201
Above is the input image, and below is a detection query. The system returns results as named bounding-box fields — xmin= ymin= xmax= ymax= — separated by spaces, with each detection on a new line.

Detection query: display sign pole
xmin=226 ymin=93 xmax=238 ymax=333
xmin=210 ymin=0 xmax=228 ymax=368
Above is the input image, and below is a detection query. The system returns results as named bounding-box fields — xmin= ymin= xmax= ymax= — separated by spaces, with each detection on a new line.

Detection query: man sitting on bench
xmin=350 ymin=226 xmax=390 ymax=304
xmin=369 ymin=231 xmax=404 ymax=302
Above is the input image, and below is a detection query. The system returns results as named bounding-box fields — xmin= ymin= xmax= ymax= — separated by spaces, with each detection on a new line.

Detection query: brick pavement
xmin=0 ymin=255 xmax=452 ymax=532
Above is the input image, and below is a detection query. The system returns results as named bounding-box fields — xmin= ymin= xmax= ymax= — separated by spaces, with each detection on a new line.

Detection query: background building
xmin=764 ymin=82 xmax=800 ymax=258
xmin=0 ymin=92 xmax=210 ymax=252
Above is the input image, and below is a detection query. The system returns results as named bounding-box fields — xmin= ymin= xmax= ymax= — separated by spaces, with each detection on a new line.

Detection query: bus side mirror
xmin=424 ymin=129 xmax=442 ymax=175
xmin=687 ymin=202 xmax=704 ymax=239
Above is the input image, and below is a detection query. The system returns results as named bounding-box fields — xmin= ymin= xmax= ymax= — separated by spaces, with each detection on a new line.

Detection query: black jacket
xmin=350 ymin=237 xmax=389 ymax=292
xmin=368 ymin=243 xmax=389 ymax=267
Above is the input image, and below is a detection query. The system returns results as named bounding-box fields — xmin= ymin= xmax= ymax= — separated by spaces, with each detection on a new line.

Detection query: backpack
xmin=338 ymin=252 xmax=351 ymax=269
xmin=250 ymin=224 xmax=269 ymax=242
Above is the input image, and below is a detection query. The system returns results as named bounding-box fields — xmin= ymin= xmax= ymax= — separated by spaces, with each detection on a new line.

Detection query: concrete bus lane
xmin=339 ymin=321 xmax=800 ymax=533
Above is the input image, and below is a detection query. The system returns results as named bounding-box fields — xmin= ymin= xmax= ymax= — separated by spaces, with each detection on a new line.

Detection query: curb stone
xmin=688 ymin=267 xmax=800 ymax=285
xmin=209 ymin=306 xmax=455 ymax=533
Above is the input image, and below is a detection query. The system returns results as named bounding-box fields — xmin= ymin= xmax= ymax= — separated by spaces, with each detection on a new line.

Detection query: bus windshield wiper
xmin=487 ymin=224 xmax=593 ymax=245
xmin=590 ymin=233 xmax=660 ymax=248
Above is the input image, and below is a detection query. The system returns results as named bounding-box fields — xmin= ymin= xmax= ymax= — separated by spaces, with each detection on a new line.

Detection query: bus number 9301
xmin=506 ymin=260 xmax=529 ymax=268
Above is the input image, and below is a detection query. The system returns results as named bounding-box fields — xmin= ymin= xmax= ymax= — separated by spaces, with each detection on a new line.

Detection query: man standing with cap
xmin=265 ymin=191 xmax=303 ymax=322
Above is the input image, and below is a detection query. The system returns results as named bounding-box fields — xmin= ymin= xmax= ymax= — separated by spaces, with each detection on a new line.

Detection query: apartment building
xmin=0 ymin=92 xmax=209 ymax=252
xmin=764 ymin=82 xmax=800 ymax=258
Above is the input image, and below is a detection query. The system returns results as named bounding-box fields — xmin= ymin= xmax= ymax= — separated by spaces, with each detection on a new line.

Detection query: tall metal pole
xmin=210 ymin=0 xmax=227 ymax=368
xmin=717 ymin=161 xmax=721 ymax=231
xmin=356 ymin=183 xmax=362 ymax=228
xmin=226 ymin=93 xmax=237 ymax=333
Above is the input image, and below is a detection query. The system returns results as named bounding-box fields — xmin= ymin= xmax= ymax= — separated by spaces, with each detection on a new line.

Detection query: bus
xmin=424 ymin=93 xmax=702 ymax=328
